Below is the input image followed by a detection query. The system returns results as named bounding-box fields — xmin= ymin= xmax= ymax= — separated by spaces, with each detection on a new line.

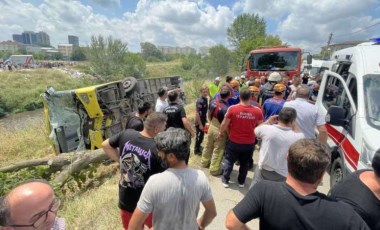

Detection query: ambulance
xmin=316 ymin=38 xmax=380 ymax=187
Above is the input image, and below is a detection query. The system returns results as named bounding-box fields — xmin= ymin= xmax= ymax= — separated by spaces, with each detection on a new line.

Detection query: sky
xmin=0 ymin=0 xmax=380 ymax=54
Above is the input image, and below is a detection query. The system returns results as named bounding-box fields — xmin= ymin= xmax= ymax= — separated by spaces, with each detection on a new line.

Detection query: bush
xmin=191 ymin=64 xmax=208 ymax=78
xmin=181 ymin=54 xmax=202 ymax=71
xmin=23 ymin=102 xmax=36 ymax=111
xmin=184 ymin=79 xmax=210 ymax=103
xmin=0 ymin=96 xmax=9 ymax=117
xmin=0 ymin=107 xmax=6 ymax=118
xmin=23 ymin=101 xmax=43 ymax=111
xmin=0 ymin=166 xmax=51 ymax=196
xmin=146 ymin=56 xmax=163 ymax=62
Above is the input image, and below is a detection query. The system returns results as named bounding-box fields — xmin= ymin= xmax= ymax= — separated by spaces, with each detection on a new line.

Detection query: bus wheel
xmin=330 ymin=157 xmax=344 ymax=188
xmin=122 ymin=77 xmax=137 ymax=94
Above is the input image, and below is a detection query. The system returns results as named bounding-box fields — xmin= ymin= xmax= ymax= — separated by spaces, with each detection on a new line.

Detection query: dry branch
xmin=0 ymin=159 xmax=49 ymax=173
xmin=53 ymin=149 xmax=108 ymax=186
xmin=0 ymin=149 xmax=111 ymax=187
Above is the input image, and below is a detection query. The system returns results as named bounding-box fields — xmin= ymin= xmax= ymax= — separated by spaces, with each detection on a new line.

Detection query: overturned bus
xmin=41 ymin=76 xmax=185 ymax=154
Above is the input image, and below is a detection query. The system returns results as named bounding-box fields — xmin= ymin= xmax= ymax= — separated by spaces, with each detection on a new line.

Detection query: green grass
xmin=0 ymin=69 xmax=92 ymax=113
xmin=60 ymin=175 xmax=122 ymax=229
xmin=146 ymin=60 xmax=182 ymax=78
xmin=0 ymin=110 xmax=53 ymax=167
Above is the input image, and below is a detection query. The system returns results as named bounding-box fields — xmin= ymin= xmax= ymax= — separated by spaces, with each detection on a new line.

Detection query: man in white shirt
xmin=251 ymin=107 xmax=304 ymax=188
xmin=155 ymin=87 xmax=169 ymax=112
xmin=283 ymin=86 xmax=327 ymax=144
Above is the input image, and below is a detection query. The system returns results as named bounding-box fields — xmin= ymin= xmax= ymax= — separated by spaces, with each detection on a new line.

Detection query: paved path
xmin=193 ymin=151 xmax=331 ymax=230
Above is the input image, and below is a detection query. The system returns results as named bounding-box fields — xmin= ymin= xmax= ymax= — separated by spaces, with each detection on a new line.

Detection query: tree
xmin=71 ymin=47 xmax=87 ymax=61
xmin=238 ymin=35 xmax=282 ymax=57
xmin=17 ymin=48 xmax=27 ymax=55
xmin=85 ymin=35 xmax=147 ymax=81
xmin=51 ymin=52 xmax=63 ymax=60
xmin=33 ymin=52 xmax=46 ymax=60
xmin=181 ymin=53 xmax=202 ymax=70
xmin=227 ymin=14 xmax=283 ymax=71
xmin=86 ymin=35 xmax=129 ymax=81
xmin=140 ymin=42 xmax=163 ymax=61
xmin=207 ymin=45 xmax=231 ymax=75
xmin=227 ymin=13 xmax=266 ymax=49
xmin=265 ymin=35 xmax=282 ymax=46
xmin=123 ymin=52 xmax=146 ymax=79
xmin=0 ymin=51 xmax=12 ymax=59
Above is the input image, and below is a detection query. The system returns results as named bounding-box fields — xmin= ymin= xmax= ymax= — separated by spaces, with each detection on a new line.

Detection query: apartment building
xmin=58 ymin=44 xmax=73 ymax=57
xmin=0 ymin=41 xmax=25 ymax=54
xmin=68 ymin=35 xmax=79 ymax=46
xmin=157 ymin=45 xmax=196 ymax=55
xmin=12 ymin=31 xmax=50 ymax=46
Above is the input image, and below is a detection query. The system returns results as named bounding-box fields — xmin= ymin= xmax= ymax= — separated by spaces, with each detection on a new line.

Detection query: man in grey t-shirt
xmin=128 ymin=128 xmax=217 ymax=230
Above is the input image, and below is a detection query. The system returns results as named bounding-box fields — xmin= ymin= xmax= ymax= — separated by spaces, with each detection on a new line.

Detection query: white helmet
xmin=268 ymin=72 xmax=281 ymax=82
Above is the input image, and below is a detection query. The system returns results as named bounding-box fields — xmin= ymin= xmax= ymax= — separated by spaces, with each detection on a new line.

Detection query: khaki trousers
xmin=201 ymin=119 xmax=227 ymax=175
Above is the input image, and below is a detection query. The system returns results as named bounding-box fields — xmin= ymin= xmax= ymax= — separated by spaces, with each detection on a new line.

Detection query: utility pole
xmin=323 ymin=33 xmax=333 ymax=59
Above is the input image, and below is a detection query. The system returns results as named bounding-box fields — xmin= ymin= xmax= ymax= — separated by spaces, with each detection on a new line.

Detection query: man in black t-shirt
xmin=163 ymin=90 xmax=194 ymax=137
xmin=226 ymin=139 xmax=369 ymax=230
xmin=194 ymin=85 xmax=209 ymax=155
xmin=164 ymin=91 xmax=194 ymax=164
xmin=330 ymin=150 xmax=380 ymax=230
xmin=125 ymin=102 xmax=152 ymax=131
xmin=102 ymin=112 xmax=167 ymax=230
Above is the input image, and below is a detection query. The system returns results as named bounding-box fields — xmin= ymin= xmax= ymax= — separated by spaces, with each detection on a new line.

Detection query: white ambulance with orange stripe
xmin=316 ymin=39 xmax=380 ymax=187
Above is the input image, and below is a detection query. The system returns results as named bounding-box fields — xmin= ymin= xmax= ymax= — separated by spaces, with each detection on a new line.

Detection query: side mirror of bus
xmin=326 ymin=106 xmax=347 ymax=127
xmin=307 ymin=54 xmax=312 ymax=64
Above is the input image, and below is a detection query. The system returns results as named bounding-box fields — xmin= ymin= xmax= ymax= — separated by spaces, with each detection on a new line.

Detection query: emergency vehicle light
xmin=369 ymin=37 xmax=380 ymax=44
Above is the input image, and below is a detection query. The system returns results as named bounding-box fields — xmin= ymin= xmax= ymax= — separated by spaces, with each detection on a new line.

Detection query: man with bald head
xmin=283 ymin=85 xmax=327 ymax=144
xmin=0 ymin=180 xmax=65 ymax=230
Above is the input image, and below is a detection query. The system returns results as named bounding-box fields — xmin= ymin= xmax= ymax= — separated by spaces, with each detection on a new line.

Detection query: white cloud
xmin=123 ymin=0 xmax=235 ymax=50
xmin=0 ymin=0 xmax=234 ymax=52
xmin=0 ymin=0 xmax=41 ymax=35
xmin=0 ymin=0 xmax=379 ymax=54
xmin=240 ymin=0 xmax=380 ymax=53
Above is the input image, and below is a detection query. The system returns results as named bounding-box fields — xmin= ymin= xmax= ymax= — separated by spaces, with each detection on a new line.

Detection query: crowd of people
xmin=0 ymin=71 xmax=379 ymax=230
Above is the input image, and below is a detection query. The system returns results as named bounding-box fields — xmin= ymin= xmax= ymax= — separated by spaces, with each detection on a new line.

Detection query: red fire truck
xmin=243 ymin=46 xmax=306 ymax=80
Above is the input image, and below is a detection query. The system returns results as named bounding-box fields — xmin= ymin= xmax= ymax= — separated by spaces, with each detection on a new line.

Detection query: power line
xmin=334 ymin=21 xmax=380 ymax=38
xmin=310 ymin=21 xmax=380 ymax=53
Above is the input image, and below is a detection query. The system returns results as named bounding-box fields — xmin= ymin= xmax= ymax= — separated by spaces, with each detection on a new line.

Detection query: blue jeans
xmin=222 ymin=140 xmax=254 ymax=185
